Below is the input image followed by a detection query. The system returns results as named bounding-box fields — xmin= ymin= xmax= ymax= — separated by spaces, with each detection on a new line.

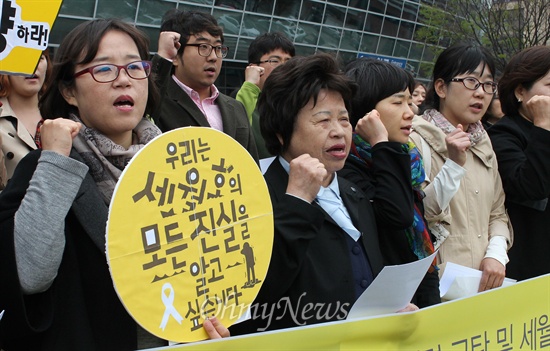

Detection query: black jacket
xmin=0 ymin=150 xmax=136 ymax=351
xmin=340 ymin=144 xmax=440 ymax=308
xmin=488 ymin=115 xmax=550 ymax=280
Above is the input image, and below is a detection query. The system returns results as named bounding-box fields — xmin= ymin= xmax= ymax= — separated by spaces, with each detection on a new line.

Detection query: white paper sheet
xmin=439 ymin=262 xmax=516 ymax=300
xmin=347 ymin=252 xmax=436 ymax=319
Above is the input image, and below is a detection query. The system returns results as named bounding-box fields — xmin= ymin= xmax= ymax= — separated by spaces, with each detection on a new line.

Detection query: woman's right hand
xmin=40 ymin=118 xmax=81 ymax=157
xmin=526 ymin=95 xmax=550 ymax=131
xmin=355 ymin=109 xmax=388 ymax=146
xmin=445 ymin=124 xmax=470 ymax=167
xmin=286 ymin=154 xmax=327 ymax=203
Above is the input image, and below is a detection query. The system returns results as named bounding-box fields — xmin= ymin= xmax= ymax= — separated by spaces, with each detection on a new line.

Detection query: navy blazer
xmin=150 ymin=55 xmax=259 ymax=163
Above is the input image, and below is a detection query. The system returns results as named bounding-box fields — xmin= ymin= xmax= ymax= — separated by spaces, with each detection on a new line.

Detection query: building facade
xmin=51 ymin=0 xmax=440 ymax=93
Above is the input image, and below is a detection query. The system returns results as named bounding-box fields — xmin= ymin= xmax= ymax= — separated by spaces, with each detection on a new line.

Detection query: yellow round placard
xmin=106 ymin=127 xmax=273 ymax=342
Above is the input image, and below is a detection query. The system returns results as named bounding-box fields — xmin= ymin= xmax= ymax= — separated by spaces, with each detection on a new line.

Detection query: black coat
xmin=340 ymin=144 xmax=441 ymax=308
xmin=488 ymin=115 xmax=550 ymax=280
xmin=0 ymin=150 xmax=136 ymax=351
xmin=231 ymin=145 xmax=412 ymax=334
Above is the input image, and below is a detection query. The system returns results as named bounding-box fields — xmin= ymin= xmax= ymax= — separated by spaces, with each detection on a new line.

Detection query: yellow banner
xmin=164 ymin=274 xmax=550 ymax=350
xmin=107 ymin=127 xmax=273 ymax=343
xmin=0 ymin=0 xmax=62 ymax=75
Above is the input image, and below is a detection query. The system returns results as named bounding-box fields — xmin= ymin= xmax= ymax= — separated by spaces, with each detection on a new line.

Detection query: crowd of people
xmin=0 ymin=8 xmax=549 ymax=350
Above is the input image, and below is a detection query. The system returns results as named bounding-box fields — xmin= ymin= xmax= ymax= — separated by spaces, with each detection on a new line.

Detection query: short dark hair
xmin=161 ymin=10 xmax=224 ymax=57
xmin=259 ymin=53 xmax=356 ymax=156
xmin=426 ymin=43 xmax=496 ymax=110
xmin=248 ymin=32 xmax=295 ymax=64
xmin=39 ymin=18 xmax=159 ymax=120
xmin=344 ymin=58 xmax=415 ymax=127
xmin=498 ymin=46 xmax=550 ymax=117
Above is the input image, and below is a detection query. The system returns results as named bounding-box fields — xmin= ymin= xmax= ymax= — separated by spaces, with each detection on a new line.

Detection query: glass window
xmin=218 ymin=62 xmax=246 ymax=95
xmin=318 ymin=26 xmax=342 ymax=48
xmin=223 ymin=36 xmax=238 ymax=60
xmin=348 ymin=0 xmax=369 ymax=11
xmin=405 ymin=60 xmax=419 ymax=77
xmin=439 ymin=36 xmax=451 ymax=47
xmin=59 ymin=0 xmax=95 ymax=17
xmin=345 ymin=8 xmax=366 ymax=31
xmin=422 ymin=48 xmax=436 ymax=63
xmin=408 ymin=43 xmax=424 ymax=60
xmin=137 ymin=0 xmax=176 ymax=26
xmin=176 ymin=3 xmax=212 ymax=12
xmin=274 ymin=0 xmax=300 ymax=19
xmin=49 ymin=17 xmax=85 ymax=46
xmin=359 ymin=33 xmax=379 ymax=53
xmin=234 ymin=37 xmax=251 ymax=61
xmin=419 ymin=62 xmax=434 ymax=80
xmin=323 ymin=4 xmax=345 ymax=27
xmin=381 ymin=17 xmax=399 ymax=37
xmin=243 ymin=14 xmax=271 ymax=37
xmin=327 ymin=0 xmax=348 ymax=5
xmin=300 ymin=0 xmax=325 ymax=22
xmin=297 ymin=22 xmax=321 ymax=45
xmin=338 ymin=51 xmax=358 ymax=67
xmin=271 ymin=19 xmax=306 ymax=42
xmin=137 ymin=26 xmax=160 ymax=54
xmin=377 ymin=37 xmax=395 ymax=56
xmin=215 ymin=0 xmax=245 ymax=10
xmin=412 ymin=23 xmax=426 ymax=42
xmin=96 ymin=0 xmax=137 ymax=22
xmin=340 ymin=30 xmax=361 ymax=51
xmin=214 ymin=10 xmax=243 ymax=36
xmin=295 ymin=45 xmax=317 ymax=56
xmin=365 ymin=13 xmax=383 ymax=34
xmin=385 ymin=0 xmax=402 ymax=18
xmin=393 ymin=39 xmax=411 ymax=58
xmin=245 ymin=0 xmax=274 ymax=14
xmin=398 ymin=21 xmax=414 ymax=40
xmin=368 ymin=0 xmax=386 ymax=15
xmin=402 ymin=2 xmax=419 ymax=21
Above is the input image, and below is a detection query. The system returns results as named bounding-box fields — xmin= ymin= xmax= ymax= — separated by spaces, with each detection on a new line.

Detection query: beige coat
xmin=0 ymin=133 xmax=6 ymax=190
xmin=0 ymin=97 xmax=38 ymax=187
xmin=410 ymin=116 xmax=512 ymax=270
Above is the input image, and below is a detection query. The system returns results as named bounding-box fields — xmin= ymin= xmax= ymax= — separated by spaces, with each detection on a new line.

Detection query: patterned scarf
xmin=350 ymin=133 xmax=436 ymax=271
xmin=68 ymin=113 xmax=161 ymax=205
xmin=423 ymin=108 xmax=486 ymax=147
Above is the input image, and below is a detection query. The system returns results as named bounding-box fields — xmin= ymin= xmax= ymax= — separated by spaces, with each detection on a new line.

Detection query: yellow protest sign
xmin=0 ymin=0 xmax=61 ymax=75
xmin=164 ymin=274 xmax=550 ymax=350
xmin=106 ymin=127 xmax=273 ymax=343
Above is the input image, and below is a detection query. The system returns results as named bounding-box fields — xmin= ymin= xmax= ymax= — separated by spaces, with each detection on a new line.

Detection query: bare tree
xmin=416 ymin=0 xmax=550 ymax=73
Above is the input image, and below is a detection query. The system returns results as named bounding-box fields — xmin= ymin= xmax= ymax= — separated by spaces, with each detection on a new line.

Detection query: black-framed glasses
xmin=74 ymin=60 xmax=151 ymax=83
xmin=450 ymin=77 xmax=498 ymax=94
xmin=255 ymin=58 xmax=283 ymax=67
xmin=184 ymin=43 xmax=229 ymax=58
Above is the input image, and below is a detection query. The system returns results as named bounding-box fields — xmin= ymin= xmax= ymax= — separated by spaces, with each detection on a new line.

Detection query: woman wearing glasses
xmin=409 ymin=43 xmax=512 ymax=292
xmin=0 ymin=19 xmax=227 ymax=350
xmin=487 ymin=46 xmax=550 ymax=281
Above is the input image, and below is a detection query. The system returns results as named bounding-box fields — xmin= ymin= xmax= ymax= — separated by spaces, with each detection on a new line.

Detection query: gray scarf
xmin=68 ymin=113 xmax=161 ymax=204
xmin=423 ymin=108 xmax=486 ymax=147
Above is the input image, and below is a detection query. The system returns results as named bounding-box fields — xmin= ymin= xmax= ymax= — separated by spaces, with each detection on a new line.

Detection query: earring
xmin=518 ymin=98 xmax=522 ymax=103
